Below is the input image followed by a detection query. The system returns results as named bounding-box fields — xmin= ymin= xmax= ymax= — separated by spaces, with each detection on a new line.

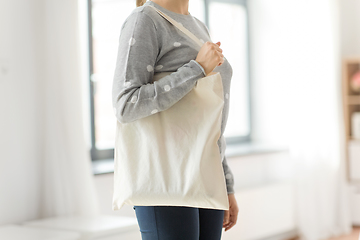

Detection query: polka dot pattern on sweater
xmin=155 ymin=65 xmax=163 ymax=70
xmin=131 ymin=95 xmax=137 ymax=103
xmin=129 ymin=37 xmax=136 ymax=46
xmin=124 ymin=81 xmax=131 ymax=87
xmin=164 ymin=85 xmax=171 ymax=91
xmin=147 ymin=65 xmax=154 ymax=72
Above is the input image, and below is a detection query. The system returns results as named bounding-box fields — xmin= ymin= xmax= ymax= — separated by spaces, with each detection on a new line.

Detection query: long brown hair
xmin=136 ymin=0 xmax=147 ymax=7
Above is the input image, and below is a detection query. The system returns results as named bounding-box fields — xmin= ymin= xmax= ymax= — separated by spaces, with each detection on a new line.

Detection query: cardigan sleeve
xmin=112 ymin=11 xmax=206 ymax=124
xmin=222 ymin=156 xmax=235 ymax=194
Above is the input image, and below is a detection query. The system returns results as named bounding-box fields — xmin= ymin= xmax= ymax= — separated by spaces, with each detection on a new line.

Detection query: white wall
xmin=0 ymin=0 xmax=45 ymax=224
xmin=340 ymin=0 xmax=360 ymax=57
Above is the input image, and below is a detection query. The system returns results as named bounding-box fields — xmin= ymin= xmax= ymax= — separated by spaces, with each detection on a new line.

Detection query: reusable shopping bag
xmin=112 ymin=4 xmax=229 ymax=211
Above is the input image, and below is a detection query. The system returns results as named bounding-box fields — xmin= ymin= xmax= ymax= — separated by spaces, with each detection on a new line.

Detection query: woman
xmin=112 ymin=0 xmax=239 ymax=239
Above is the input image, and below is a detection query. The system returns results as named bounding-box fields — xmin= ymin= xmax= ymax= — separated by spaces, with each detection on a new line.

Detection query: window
xmin=88 ymin=0 xmax=251 ymax=161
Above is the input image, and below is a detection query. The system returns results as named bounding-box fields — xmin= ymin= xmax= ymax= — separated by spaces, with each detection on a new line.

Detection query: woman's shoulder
xmin=119 ymin=7 xmax=154 ymax=34
xmin=121 ymin=4 xmax=168 ymax=31
xmin=138 ymin=4 xmax=164 ymax=20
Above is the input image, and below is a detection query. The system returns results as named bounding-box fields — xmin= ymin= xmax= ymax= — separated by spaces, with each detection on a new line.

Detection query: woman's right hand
xmin=195 ymin=41 xmax=224 ymax=76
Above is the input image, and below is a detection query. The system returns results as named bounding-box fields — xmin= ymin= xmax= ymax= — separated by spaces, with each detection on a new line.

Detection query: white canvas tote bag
xmin=112 ymin=4 xmax=229 ymax=211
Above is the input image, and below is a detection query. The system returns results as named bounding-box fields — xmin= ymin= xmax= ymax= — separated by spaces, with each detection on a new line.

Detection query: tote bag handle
xmin=147 ymin=5 xmax=205 ymax=48
xmin=148 ymin=4 xmax=227 ymax=63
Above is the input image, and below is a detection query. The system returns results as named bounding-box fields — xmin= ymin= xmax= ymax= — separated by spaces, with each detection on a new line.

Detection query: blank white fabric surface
xmin=112 ymin=71 xmax=229 ymax=211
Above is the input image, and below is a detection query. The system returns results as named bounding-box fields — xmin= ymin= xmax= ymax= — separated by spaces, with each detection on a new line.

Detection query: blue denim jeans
xmin=133 ymin=205 xmax=225 ymax=240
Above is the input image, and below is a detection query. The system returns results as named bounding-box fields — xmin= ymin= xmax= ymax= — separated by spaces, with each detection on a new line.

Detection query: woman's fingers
xmin=224 ymin=210 xmax=238 ymax=231
xmin=224 ymin=222 xmax=235 ymax=231
xmin=214 ymin=41 xmax=223 ymax=53
xmin=224 ymin=217 xmax=235 ymax=231
xmin=223 ymin=209 xmax=230 ymax=226
xmin=218 ymin=53 xmax=225 ymax=66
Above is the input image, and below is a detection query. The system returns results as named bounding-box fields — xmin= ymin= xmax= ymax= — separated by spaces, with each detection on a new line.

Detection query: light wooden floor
xmin=289 ymin=227 xmax=360 ymax=240
xmin=326 ymin=227 xmax=360 ymax=240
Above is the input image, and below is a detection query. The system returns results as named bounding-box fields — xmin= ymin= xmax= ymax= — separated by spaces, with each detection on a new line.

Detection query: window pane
xmin=91 ymin=0 xmax=134 ymax=149
xmin=209 ymin=2 xmax=250 ymax=138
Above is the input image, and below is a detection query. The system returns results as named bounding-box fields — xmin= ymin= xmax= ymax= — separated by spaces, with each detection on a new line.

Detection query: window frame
xmin=87 ymin=0 xmax=252 ymax=161
xmin=204 ymin=0 xmax=252 ymax=144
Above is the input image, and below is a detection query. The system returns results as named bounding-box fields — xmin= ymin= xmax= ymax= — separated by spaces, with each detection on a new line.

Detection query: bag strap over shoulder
xmin=147 ymin=5 xmax=205 ymax=48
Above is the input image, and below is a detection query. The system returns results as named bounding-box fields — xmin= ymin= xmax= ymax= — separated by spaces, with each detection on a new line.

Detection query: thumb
xmin=216 ymin=41 xmax=221 ymax=46
xmin=223 ymin=210 xmax=230 ymax=224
